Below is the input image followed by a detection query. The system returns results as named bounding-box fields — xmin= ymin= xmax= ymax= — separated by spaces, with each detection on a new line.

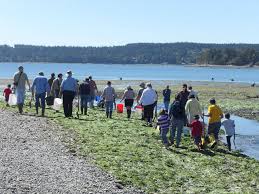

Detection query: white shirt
xmin=222 ymin=119 xmax=235 ymax=136
xmin=139 ymin=87 xmax=157 ymax=106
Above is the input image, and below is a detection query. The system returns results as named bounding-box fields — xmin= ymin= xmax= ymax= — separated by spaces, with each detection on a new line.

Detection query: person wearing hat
xmin=31 ymin=72 xmax=50 ymax=116
xmin=51 ymin=73 xmax=63 ymax=98
xmin=60 ymin=70 xmax=77 ymax=117
xmin=47 ymin=73 xmax=55 ymax=96
xmin=89 ymin=76 xmax=98 ymax=108
xmin=121 ymin=85 xmax=135 ymax=119
xmin=13 ymin=66 xmax=30 ymax=114
xmin=185 ymin=94 xmax=202 ymax=124
xmin=136 ymin=82 xmax=146 ymax=120
xmin=203 ymin=98 xmax=223 ymax=147
xmin=139 ymin=83 xmax=157 ymax=126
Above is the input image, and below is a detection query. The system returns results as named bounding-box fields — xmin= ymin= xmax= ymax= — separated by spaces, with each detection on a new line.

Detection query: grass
xmin=1 ymin=83 xmax=259 ymax=193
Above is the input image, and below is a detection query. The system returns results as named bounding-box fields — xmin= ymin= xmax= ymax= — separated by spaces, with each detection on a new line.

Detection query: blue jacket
xmin=32 ymin=76 xmax=50 ymax=94
xmin=61 ymin=76 xmax=77 ymax=92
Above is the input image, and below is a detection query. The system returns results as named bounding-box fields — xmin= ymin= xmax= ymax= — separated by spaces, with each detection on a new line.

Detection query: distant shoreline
xmin=188 ymin=64 xmax=259 ymax=68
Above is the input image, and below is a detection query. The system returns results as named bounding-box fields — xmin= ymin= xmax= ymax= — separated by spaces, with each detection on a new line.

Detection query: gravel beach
xmin=0 ymin=109 xmax=143 ymax=194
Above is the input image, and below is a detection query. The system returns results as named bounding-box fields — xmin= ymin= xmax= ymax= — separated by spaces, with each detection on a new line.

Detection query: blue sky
xmin=0 ymin=0 xmax=259 ymax=46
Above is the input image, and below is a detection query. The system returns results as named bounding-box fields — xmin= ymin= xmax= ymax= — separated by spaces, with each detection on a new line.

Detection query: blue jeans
xmin=161 ymin=128 xmax=169 ymax=145
xmin=16 ymin=88 xmax=25 ymax=104
xmin=105 ymin=101 xmax=113 ymax=113
xmin=35 ymin=92 xmax=46 ymax=113
xmin=170 ymin=118 xmax=184 ymax=147
xmin=80 ymin=95 xmax=90 ymax=108
xmin=164 ymin=101 xmax=170 ymax=111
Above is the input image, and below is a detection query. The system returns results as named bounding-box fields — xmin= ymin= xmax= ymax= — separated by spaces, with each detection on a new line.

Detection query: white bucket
xmin=53 ymin=98 xmax=63 ymax=111
xmin=8 ymin=94 xmax=17 ymax=106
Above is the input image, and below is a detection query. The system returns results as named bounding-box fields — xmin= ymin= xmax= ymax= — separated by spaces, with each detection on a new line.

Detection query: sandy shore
xmin=0 ymin=78 xmax=252 ymax=92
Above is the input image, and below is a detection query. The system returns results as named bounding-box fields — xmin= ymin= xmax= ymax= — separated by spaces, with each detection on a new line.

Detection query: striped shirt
xmin=157 ymin=114 xmax=170 ymax=130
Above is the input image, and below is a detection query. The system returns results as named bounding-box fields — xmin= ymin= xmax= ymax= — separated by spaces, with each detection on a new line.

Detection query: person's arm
xmin=120 ymin=91 xmax=126 ymax=102
xmin=59 ymin=80 xmax=64 ymax=97
xmin=45 ymin=79 xmax=51 ymax=93
xmin=139 ymin=91 xmax=144 ymax=105
xmin=25 ymin=74 xmax=30 ymax=90
xmin=185 ymin=101 xmax=189 ymax=114
xmin=203 ymin=106 xmax=211 ymax=117
xmin=31 ymin=79 xmax=36 ymax=100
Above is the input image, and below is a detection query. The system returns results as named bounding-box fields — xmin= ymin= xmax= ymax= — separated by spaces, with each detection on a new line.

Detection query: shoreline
xmin=188 ymin=63 xmax=259 ymax=68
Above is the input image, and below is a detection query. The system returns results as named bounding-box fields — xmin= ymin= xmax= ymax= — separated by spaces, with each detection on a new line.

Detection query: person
xmin=204 ymin=98 xmax=223 ymax=147
xmin=31 ymin=72 xmax=50 ymax=116
xmin=60 ymin=70 xmax=77 ymax=117
xmin=102 ymin=81 xmax=116 ymax=119
xmin=3 ymin=84 xmax=12 ymax=106
xmin=47 ymin=73 xmax=55 ymax=96
xmin=169 ymin=95 xmax=186 ymax=147
xmin=89 ymin=76 xmax=98 ymax=108
xmin=79 ymin=78 xmax=91 ymax=115
xmin=163 ymin=85 xmax=171 ymax=112
xmin=139 ymin=83 xmax=157 ymax=127
xmin=136 ymin=82 xmax=145 ymax=120
xmin=188 ymin=86 xmax=199 ymax=101
xmin=121 ymin=86 xmax=135 ymax=119
xmin=157 ymin=109 xmax=170 ymax=148
xmin=51 ymin=73 xmax=63 ymax=98
xmin=185 ymin=94 xmax=202 ymax=124
xmin=176 ymin=84 xmax=190 ymax=125
xmin=188 ymin=115 xmax=203 ymax=150
xmin=222 ymin=113 xmax=235 ymax=151
xmin=13 ymin=66 xmax=30 ymax=114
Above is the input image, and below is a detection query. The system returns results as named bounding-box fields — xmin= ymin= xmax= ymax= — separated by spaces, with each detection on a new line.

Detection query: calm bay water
xmin=0 ymin=63 xmax=259 ymax=83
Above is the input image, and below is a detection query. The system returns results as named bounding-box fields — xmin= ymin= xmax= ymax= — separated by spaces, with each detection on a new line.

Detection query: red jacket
xmin=190 ymin=120 xmax=203 ymax=137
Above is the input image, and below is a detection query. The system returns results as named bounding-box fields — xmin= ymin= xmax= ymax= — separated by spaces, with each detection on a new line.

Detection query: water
xmin=0 ymin=63 xmax=259 ymax=83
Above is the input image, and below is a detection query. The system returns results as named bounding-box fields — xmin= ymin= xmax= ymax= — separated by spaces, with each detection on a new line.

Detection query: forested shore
xmin=1 ymin=43 xmax=259 ymax=66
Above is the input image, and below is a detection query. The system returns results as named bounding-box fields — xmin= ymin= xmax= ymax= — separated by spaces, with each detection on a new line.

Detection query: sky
xmin=0 ymin=0 xmax=259 ymax=46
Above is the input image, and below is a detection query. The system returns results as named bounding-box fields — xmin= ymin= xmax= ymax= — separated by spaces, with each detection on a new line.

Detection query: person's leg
xmin=63 ymin=91 xmax=69 ymax=117
xmin=143 ymin=106 xmax=148 ymax=124
xmin=176 ymin=119 xmax=184 ymax=147
xmin=40 ymin=93 xmax=46 ymax=116
xmin=105 ymin=101 xmax=109 ymax=118
xmin=164 ymin=101 xmax=169 ymax=112
xmin=226 ymin=136 xmax=232 ymax=151
xmin=68 ymin=92 xmax=75 ymax=117
xmin=80 ymin=95 xmax=85 ymax=114
xmin=214 ymin=122 xmax=221 ymax=141
xmin=150 ymin=104 xmax=154 ymax=123
xmin=16 ymin=89 xmax=25 ymax=114
xmin=161 ymin=128 xmax=169 ymax=145
xmin=170 ymin=119 xmax=177 ymax=145
xmin=109 ymin=101 xmax=113 ymax=118
xmin=35 ymin=93 xmax=40 ymax=114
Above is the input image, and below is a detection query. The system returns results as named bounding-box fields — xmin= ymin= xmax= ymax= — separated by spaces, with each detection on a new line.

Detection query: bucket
xmin=135 ymin=105 xmax=143 ymax=115
xmin=53 ymin=98 xmax=63 ymax=111
xmin=8 ymin=94 xmax=17 ymax=106
xmin=117 ymin=103 xmax=124 ymax=113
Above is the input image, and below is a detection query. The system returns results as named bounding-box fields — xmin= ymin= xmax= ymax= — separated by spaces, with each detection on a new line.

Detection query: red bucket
xmin=117 ymin=103 xmax=124 ymax=113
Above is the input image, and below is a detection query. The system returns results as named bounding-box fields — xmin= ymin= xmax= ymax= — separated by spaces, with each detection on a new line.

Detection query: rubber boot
xmin=36 ymin=106 xmax=39 ymax=115
xmin=109 ymin=111 xmax=112 ymax=119
xmin=106 ymin=111 xmax=109 ymax=118
xmin=84 ymin=107 xmax=87 ymax=115
xmin=42 ymin=109 xmax=45 ymax=117
xmin=18 ymin=104 xmax=23 ymax=114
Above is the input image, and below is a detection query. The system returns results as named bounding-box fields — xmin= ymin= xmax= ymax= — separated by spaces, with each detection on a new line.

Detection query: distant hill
xmin=0 ymin=43 xmax=259 ymax=66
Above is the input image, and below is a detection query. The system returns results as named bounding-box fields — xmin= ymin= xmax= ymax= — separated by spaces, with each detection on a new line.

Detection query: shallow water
xmin=156 ymin=103 xmax=259 ymax=159
xmin=1 ymin=63 xmax=259 ymax=83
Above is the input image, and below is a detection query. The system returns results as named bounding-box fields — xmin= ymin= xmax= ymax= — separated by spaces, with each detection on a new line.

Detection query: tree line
xmin=0 ymin=43 xmax=259 ymax=66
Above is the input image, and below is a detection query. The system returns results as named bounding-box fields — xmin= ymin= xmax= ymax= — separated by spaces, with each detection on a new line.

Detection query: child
xmin=157 ymin=109 xmax=170 ymax=148
xmin=3 ymin=84 xmax=12 ymax=106
xmin=189 ymin=115 xmax=203 ymax=150
xmin=221 ymin=113 xmax=235 ymax=151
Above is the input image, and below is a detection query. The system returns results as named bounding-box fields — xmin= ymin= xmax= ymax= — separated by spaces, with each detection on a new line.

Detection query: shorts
xmin=208 ymin=122 xmax=221 ymax=140
xmin=125 ymin=99 xmax=134 ymax=107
